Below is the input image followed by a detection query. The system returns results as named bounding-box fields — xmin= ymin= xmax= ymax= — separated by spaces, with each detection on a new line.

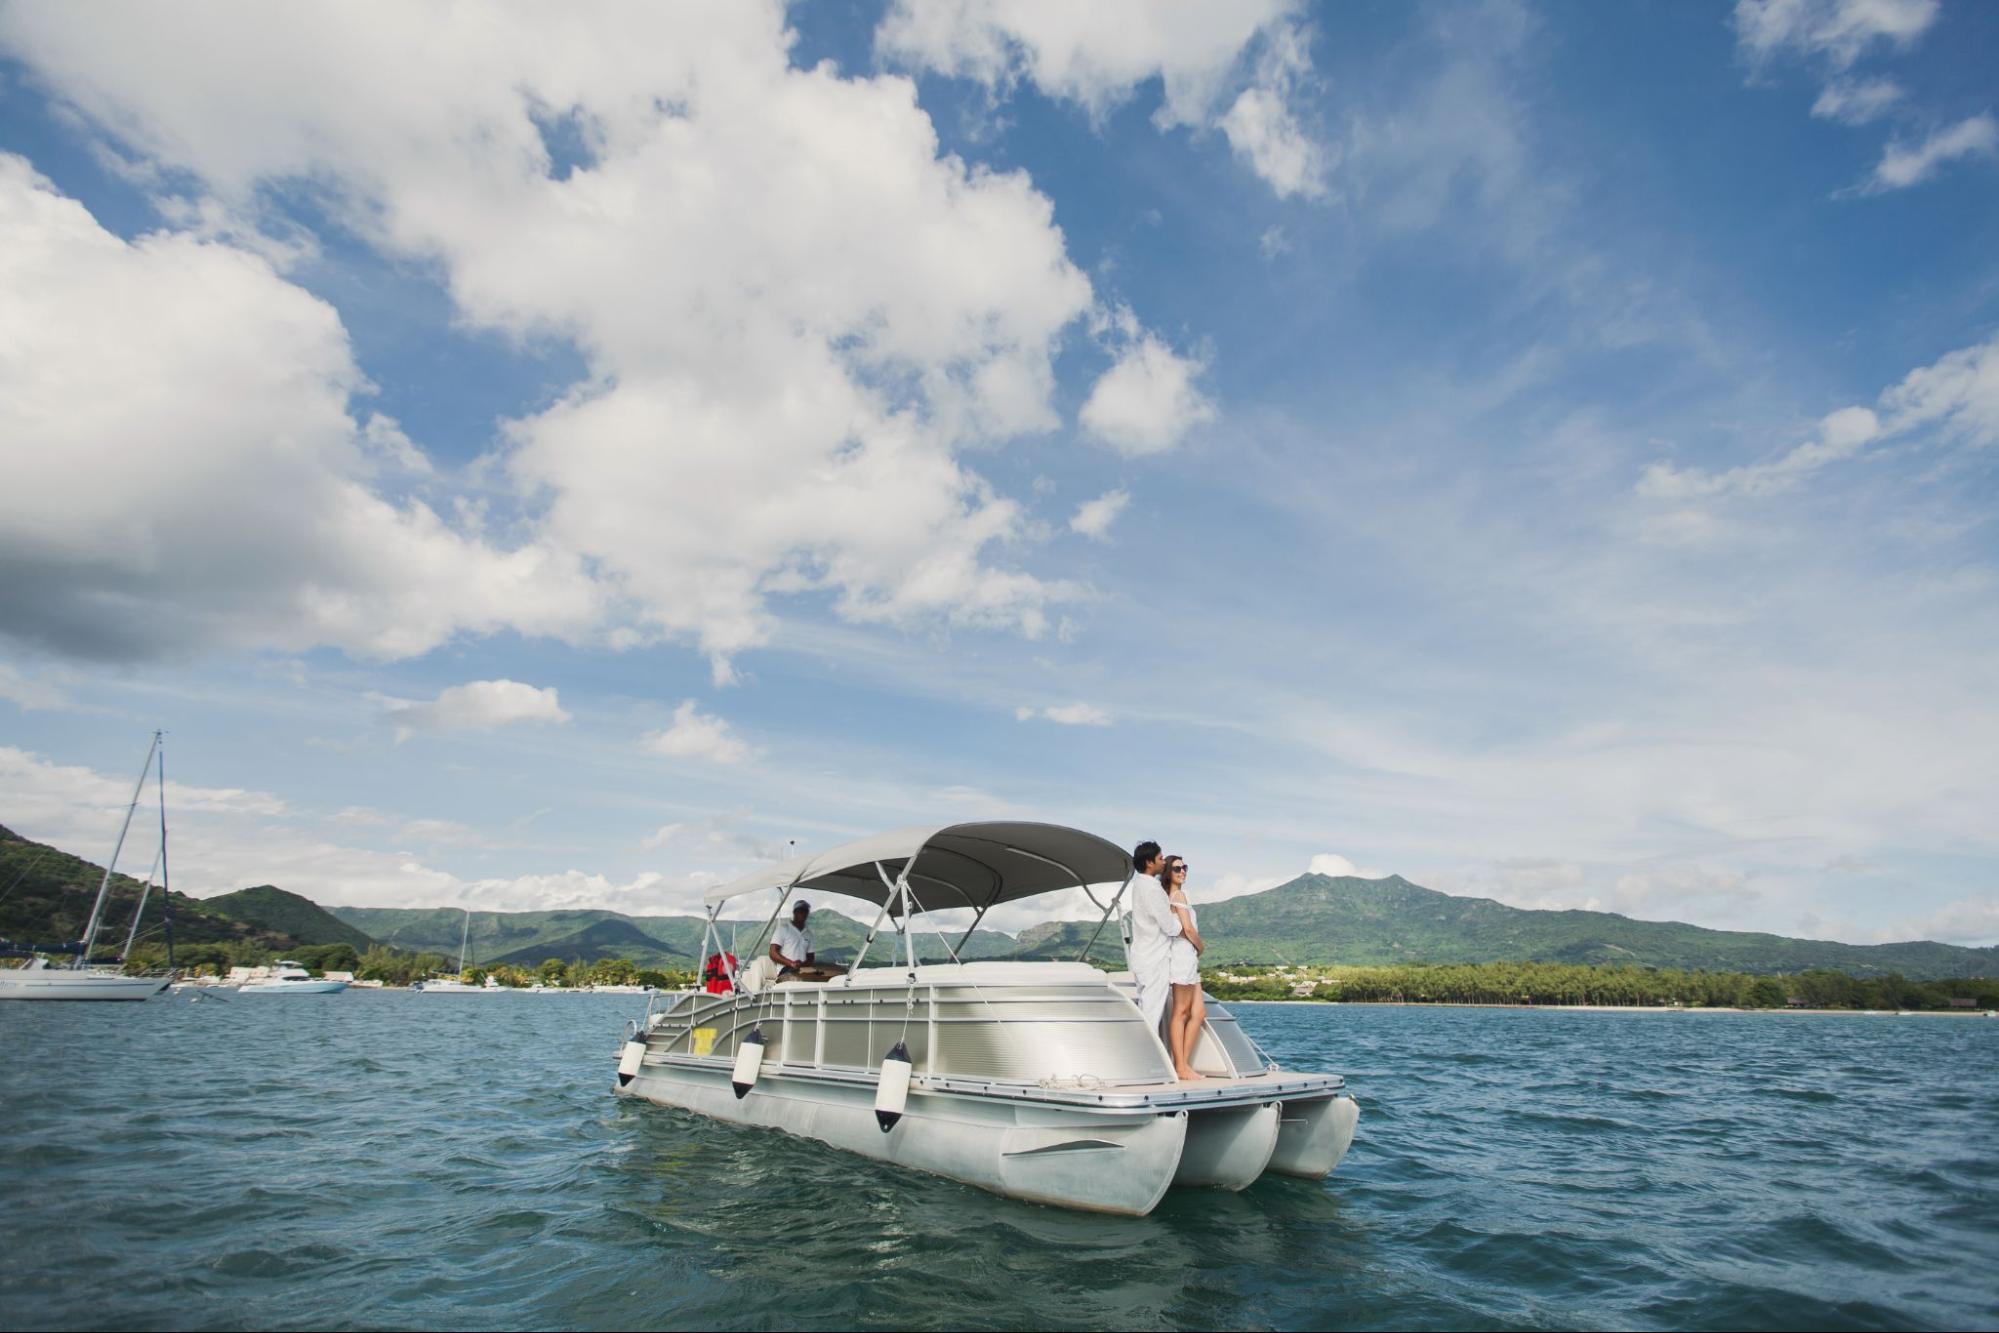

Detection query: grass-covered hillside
xmin=200 ymin=885 xmax=376 ymax=951
xmin=485 ymin=917 xmax=689 ymax=969
xmin=0 ymin=823 xmax=292 ymax=957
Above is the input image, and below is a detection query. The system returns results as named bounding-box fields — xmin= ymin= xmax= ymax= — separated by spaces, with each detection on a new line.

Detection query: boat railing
xmin=641 ymin=978 xmax=1181 ymax=1087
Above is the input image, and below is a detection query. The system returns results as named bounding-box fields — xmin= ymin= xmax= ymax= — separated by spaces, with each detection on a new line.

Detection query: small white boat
xmin=614 ymin=822 xmax=1359 ymax=1215
xmin=238 ymin=962 xmax=348 ymax=994
xmin=0 ymin=956 xmax=170 ymax=1001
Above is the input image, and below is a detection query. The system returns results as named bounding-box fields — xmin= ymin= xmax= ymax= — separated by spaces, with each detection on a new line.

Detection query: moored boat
xmin=238 ymin=963 xmax=349 ymax=994
xmin=613 ymin=822 xmax=1359 ymax=1215
xmin=0 ymin=731 xmax=177 ymax=1003
xmin=0 ymin=956 xmax=171 ymax=1001
xmin=414 ymin=910 xmax=503 ymax=993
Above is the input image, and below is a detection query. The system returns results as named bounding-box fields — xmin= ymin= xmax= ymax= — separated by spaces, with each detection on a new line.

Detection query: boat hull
xmin=238 ymin=980 xmax=349 ymax=994
xmin=0 ymin=972 xmax=171 ymax=1001
xmin=620 ymin=1058 xmax=1189 ymax=1216
xmin=1173 ymin=1100 xmax=1282 ymax=1189
xmin=1267 ymin=1094 xmax=1362 ymax=1179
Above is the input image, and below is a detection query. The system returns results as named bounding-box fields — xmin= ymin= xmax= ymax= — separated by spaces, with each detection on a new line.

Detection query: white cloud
xmin=0 ymin=154 xmax=600 ymax=663
xmin=1069 ymin=488 xmax=1130 ymax=541
xmin=1199 ymin=871 xmax=1288 ymax=905
xmin=1811 ymin=75 xmax=1903 ymax=124
xmin=1081 ymin=329 xmax=1216 ymax=456
xmin=1016 ymin=702 xmax=1112 ymax=726
xmin=875 ymin=0 xmax=1328 ymax=198
xmin=1733 ymin=0 xmax=1939 ymax=71
xmin=0 ymin=744 xmax=733 ymax=915
xmin=0 ymin=3 xmax=1179 ymax=676
xmin=1307 ymin=852 xmax=1390 ymax=880
xmin=1896 ymin=896 xmax=1999 ymax=947
xmin=1636 ymin=329 xmax=1999 ymax=504
xmin=642 ymin=701 xmax=751 ymax=765
xmin=1878 ymin=330 xmax=1999 ymax=444
xmin=1638 ymin=404 xmax=1882 ymax=500
xmin=1865 ymin=114 xmax=1999 ymax=192
xmin=1217 ymin=21 xmax=1328 ymax=200
xmin=0 ymin=745 xmax=288 ymax=845
xmin=381 ymin=679 xmax=571 ymax=743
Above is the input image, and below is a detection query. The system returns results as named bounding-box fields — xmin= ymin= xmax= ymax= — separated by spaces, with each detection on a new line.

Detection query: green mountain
xmin=13 ymin=818 xmax=1993 ymax=980
xmin=203 ymin=885 xmax=375 ymax=951
xmin=0 ymin=823 xmax=285 ymax=957
xmin=332 ymin=903 xmax=1019 ymax=967
xmin=486 ymin=917 xmax=688 ymax=969
xmin=1016 ymin=874 xmax=1999 ymax=978
xmin=329 ymin=906 xmax=627 ymax=963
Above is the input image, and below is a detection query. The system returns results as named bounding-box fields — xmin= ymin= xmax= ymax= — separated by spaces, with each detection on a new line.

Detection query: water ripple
xmin=2 ymin=995 xmax=1995 ymax=1330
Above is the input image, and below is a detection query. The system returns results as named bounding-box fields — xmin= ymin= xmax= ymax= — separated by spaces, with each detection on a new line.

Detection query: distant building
xmin=324 ymin=971 xmax=355 ymax=982
xmin=1948 ymin=997 xmax=1977 ymax=1009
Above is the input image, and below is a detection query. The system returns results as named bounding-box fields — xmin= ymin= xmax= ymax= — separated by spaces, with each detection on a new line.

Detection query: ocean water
xmin=1 ymin=993 xmax=1993 ymax=1332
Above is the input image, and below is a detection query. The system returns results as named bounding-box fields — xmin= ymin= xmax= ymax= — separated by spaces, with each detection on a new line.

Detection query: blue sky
xmin=1 ymin=0 xmax=1994 ymax=945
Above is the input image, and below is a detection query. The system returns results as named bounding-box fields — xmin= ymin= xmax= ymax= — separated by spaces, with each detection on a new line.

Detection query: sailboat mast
xmin=119 ymin=846 xmax=163 ymax=962
xmin=458 ymin=908 xmax=471 ymax=974
xmin=157 ymin=735 xmax=174 ymax=969
xmin=79 ymin=731 xmax=159 ymax=969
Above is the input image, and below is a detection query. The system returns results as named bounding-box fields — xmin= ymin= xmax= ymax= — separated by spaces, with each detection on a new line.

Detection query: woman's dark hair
xmin=1159 ymin=854 xmax=1184 ymax=890
xmin=1132 ymin=840 xmax=1162 ymax=872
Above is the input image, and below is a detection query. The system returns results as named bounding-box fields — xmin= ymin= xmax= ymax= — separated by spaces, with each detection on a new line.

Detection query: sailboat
xmin=413 ymin=908 xmax=499 ymax=993
xmin=0 ymin=732 xmax=176 ymax=1002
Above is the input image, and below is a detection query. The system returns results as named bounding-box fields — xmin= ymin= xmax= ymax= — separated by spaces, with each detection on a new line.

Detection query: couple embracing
xmin=1127 ymin=840 xmax=1207 ymax=1081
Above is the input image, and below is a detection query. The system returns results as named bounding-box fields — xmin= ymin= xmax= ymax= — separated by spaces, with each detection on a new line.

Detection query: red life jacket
xmin=702 ymin=951 xmax=737 ymax=994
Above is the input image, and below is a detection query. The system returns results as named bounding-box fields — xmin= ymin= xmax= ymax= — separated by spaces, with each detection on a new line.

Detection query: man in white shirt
xmin=770 ymin=900 xmax=816 ymax=978
xmin=1123 ymin=840 xmax=1181 ymax=1048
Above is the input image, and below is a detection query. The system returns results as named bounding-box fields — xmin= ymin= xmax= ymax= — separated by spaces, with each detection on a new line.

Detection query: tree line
xmin=125 ymin=939 xmax=695 ymax=990
xmin=1203 ymin=961 xmax=1999 ymax=1010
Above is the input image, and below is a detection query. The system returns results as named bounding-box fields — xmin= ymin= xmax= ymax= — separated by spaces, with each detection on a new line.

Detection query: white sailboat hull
xmin=238 ymin=979 xmax=349 ymax=993
xmin=0 ymin=970 xmax=171 ymax=1001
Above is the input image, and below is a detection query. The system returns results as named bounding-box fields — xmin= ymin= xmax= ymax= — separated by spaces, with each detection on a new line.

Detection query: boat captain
xmin=763 ymin=903 xmax=843 ymax=987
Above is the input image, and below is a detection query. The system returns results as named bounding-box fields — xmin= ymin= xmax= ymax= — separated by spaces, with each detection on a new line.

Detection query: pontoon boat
xmin=613 ymin=822 xmax=1358 ymax=1215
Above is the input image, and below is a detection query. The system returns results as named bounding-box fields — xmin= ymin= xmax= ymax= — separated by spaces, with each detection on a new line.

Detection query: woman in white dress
xmin=1161 ymin=855 xmax=1206 ymax=1081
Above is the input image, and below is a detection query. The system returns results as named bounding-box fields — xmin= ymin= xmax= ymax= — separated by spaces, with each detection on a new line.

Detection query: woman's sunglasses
xmin=1170 ymin=864 xmax=1189 ymax=874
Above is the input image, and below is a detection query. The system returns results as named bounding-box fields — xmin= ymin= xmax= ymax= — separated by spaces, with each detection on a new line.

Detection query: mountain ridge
xmin=1015 ymin=873 xmax=1999 ymax=978
xmin=5 ymin=823 xmax=1993 ymax=978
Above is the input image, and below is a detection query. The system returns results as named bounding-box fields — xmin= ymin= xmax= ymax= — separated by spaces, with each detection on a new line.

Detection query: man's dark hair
xmin=1132 ymin=840 xmax=1162 ymax=872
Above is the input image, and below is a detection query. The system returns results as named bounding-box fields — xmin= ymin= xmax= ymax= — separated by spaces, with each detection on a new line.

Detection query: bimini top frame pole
xmin=702 ymin=822 xmax=1131 ymax=921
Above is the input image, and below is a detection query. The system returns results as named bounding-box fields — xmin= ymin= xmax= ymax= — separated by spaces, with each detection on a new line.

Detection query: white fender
xmin=875 ymin=1040 xmax=913 ymax=1132
xmin=731 ymin=1028 xmax=767 ymax=1099
xmin=617 ymin=1039 xmax=647 ymax=1084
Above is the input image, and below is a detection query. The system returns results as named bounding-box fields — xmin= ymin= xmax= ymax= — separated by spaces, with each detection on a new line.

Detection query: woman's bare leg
xmin=1169 ymin=984 xmax=1204 ymax=1079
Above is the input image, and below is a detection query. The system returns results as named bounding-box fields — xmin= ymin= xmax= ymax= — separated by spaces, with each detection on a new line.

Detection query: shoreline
xmin=1227 ymin=999 xmax=1997 ymax=1016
